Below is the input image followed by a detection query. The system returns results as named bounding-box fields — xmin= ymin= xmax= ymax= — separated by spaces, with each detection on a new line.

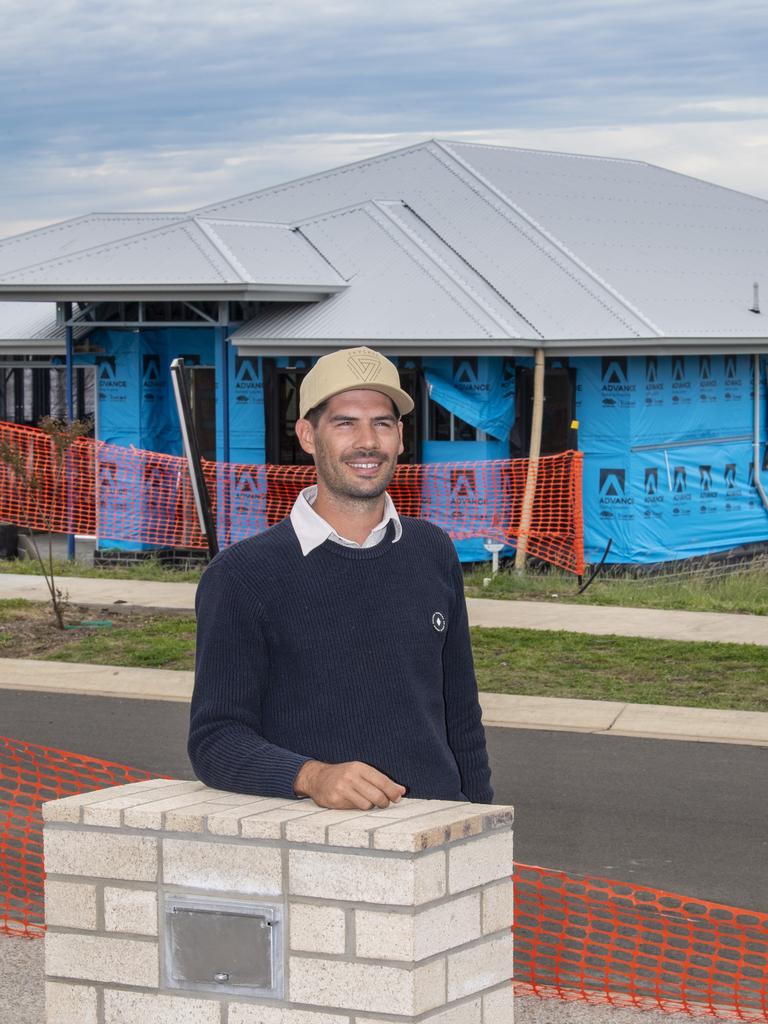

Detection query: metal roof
xmin=201 ymin=139 xmax=768 ymax=342
xmin=234 ymin=200 xmax=534 ymax=344
xmin=0 ymin=213 xmax=185 ymax=277
xmin=0 ymin=217 xmax=347 ymax=302
xmin=2 ymin=139 xmax=768 ymax=345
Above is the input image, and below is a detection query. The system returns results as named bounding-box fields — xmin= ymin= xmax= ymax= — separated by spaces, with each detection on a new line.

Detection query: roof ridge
xmin=0 ymin=216 xmax=230 ymax=284
xmin=434 ymin=137 xmax=646 ymax=167
xmin=357 ymin=204 xmax=511 ymax=339
xmin=191 ymin=218 xmax=251 ymax=283
xmin=192 ymin=140 xmax=436 ymax=216
xmin=432 ymin=139 xmax=664 ymax=338
xmin=0 ymin=212 xmax=185 ymax=252
xmin=373 ymin=201 xmax=538 ymax=339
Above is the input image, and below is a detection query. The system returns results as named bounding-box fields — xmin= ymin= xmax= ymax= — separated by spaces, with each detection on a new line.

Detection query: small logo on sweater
xmin=432 ymin=611 xmax=446 ymax=633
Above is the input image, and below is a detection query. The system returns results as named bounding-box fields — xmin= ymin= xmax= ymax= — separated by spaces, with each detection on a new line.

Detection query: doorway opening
xmin=513 ymin=365 xmax=577 ymax=456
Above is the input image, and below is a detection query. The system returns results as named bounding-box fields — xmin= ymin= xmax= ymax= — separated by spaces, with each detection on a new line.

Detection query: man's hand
xmin=294 ymin=760 xmax=406 ymax=809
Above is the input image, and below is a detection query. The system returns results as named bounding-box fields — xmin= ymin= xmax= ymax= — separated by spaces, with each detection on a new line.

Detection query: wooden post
xmin=515 ymin=348 xmax=545 ymax=573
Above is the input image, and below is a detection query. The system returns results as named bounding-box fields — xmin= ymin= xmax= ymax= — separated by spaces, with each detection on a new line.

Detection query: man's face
xmin=296 ymin=390 xmax=404 ymax=501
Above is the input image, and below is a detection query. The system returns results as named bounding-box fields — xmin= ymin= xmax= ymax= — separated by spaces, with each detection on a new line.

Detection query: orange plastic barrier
xmin=514 ymin=864 xmax=768 ymax=1020
xmin=0 ymin=735 xmax=154 ymax=938
xmin=1 ymin=738 xmax=767 ymax=1020
xmin=0 ymin=421 xmax=585 ymax=574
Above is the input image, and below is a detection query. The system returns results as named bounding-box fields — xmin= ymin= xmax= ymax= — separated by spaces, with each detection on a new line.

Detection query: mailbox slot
xmin=162 ymin=893 xmax=283 ymax=998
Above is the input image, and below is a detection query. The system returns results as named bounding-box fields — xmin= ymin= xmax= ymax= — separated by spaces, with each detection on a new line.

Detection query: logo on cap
xmin=347 ymin=353 xmax=382 ymax=383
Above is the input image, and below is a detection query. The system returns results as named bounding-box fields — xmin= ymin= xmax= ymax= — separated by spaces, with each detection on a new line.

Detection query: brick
xmin=162 ymin=838 xmax=282 ymax=894
xmin=82 ymin=781 xmax=206 ymax=828
xmin=44 ymin=829 xmax=157 ymax=881
xmin=447 ymin=932 xmax=513 ymax=1002
xmin=324 ymin=804 xmax=513 ymax=852
xmin=423 ymin=998 xmax=483 ymax=1023
xmin=366 ymin=798 xmax=463 ymax=819
xmin=324 ymin=815 xmax=384 ymax=848
xmin=483 ymin=878 xmax=513 ymax=934
xmin=104 ymin=886 xmax=158 ymax=935
xmin=240 ymin=804 xmax=320 ymax=839
xmin=448 ymin=831 xmax=513 ymax=894
xmin=358 ymin=997 xmax=483 ymax=1023
xmin=45 ymin=931 xmax=158 ymax=987
xmin=103 ymin=988 xmax=221 ymax=1023
xmin=42 ymin=778 xmax=181 ymax=824
xmin=163 ymin=799 xmax=257 ymax=834
xmin=45 ymin=981 xmax=98 ymax=1024
xmin=483 ymin=982 xmax=515 ymax=1024
xmin=322 ymin=802 xmax=474 ymax=850
xmin=206 ymin=798 xmax=298 ymax=836
xmin=229 ymin=1005 xmax=350 ymax=1023
xmin=290 ymin=902 xmax=346 ymax=954
xmin=120 ymin=784 xmax=219 ymax=830
xmin=44 ymin=879 xmax=97 ymax=929
xmin=370 ymin=806 xmax=481 ymax=852
xmin=284 ymin=808 xmax=366 ymax=844
xmin=288 ymin=848 xmax=445 ymax=906
xmin=356 ymin=892 xmax=480 ymax=961
xmin=288 ymin=955 xmax=445 ymax=1015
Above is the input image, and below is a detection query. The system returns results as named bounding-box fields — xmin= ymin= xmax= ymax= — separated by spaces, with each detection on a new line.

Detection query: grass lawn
xmin=2 ymin=600 xmax=767 ymax=712
xmin=464 ymin=561 xmax=768 ymax=616
xmin=0 ymin=556 xmax=203 ymax=583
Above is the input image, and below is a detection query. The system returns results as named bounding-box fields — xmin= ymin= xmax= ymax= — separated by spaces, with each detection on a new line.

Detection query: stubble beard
xmin=313 ymin=438 xmax=397 ymax=504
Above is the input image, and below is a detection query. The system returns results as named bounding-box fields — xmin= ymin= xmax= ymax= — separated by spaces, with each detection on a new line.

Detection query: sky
xmin=1 ymin=0 xmax=767 ymax=238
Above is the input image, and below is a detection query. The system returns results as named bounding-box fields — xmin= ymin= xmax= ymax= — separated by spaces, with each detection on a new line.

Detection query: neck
xmin=312 ymin=485 xmax=387 ymax=545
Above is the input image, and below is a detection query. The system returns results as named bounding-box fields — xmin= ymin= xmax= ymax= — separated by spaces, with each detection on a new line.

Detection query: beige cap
xmin=299 ymin=346 xmax=414 ymax=419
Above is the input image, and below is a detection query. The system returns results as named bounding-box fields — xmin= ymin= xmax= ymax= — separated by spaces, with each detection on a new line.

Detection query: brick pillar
xmin=43 ymin=780 xmax=514 ymax=1024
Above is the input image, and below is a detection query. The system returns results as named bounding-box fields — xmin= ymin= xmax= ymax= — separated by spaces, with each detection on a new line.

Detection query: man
xmin=189 ymin=346 xmax=493 ymax=809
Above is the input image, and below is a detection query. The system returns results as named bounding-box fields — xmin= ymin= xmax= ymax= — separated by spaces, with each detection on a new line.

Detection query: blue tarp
xmin=424 ymin=359 xmax=515 ymax=441
xmin=576 ymin=354 xmax=768 ymax=563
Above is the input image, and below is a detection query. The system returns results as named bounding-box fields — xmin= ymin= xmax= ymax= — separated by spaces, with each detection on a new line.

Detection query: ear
xmin=295 ymin=417 xmax=316 ymax=455
xmin=397 ymin=419 xmax=404 ymax=457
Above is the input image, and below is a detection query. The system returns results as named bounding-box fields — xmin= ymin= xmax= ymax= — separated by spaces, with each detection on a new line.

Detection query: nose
xmin=355 ymin=420 xmax=380 ymax=450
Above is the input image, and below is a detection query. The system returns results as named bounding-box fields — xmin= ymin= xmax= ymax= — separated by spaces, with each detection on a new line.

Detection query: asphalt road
xmin=2 ymin=688 xmax=766 ymax=911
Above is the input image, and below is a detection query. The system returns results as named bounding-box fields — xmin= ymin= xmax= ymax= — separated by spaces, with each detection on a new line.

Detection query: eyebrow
xmin=328 ymin=413 xmax=397 ymax=423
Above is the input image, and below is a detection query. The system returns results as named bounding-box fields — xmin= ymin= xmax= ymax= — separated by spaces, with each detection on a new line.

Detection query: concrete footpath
xmin=3 ymin=571 xmax=768 ymax=645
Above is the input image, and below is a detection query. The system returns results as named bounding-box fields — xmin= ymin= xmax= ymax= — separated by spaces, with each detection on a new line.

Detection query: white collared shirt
xmin=290 ymin=485 xmax=403 ymax=557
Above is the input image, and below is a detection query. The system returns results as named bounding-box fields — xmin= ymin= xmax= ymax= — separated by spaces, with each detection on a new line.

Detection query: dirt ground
xmin=0 ymin=601 xmax=160 ymax=660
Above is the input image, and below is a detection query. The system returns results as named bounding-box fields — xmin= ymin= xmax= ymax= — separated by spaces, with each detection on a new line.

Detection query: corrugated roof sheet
xmin=0 ymin=213 xmax=185 ymax=277
xmin=199 ymin=139 xmax=768 ymax=339
xmin=0 ymin=217 xmax=346 ymax=290
xmin=2 ymin=140 xmax=768 ymax=340
xmin=236 ymin=201 xmax=518 ymax=341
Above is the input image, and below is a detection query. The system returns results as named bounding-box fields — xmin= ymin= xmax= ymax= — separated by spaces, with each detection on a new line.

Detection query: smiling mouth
xmin=345 ymin=460 xmax=385 ymax=476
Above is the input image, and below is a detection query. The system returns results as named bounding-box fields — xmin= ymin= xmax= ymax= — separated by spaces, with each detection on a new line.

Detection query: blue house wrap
xmin=2 ymin=139 xmax=767 ymax=565
xmin=80 ymin=327 xmax=768 ymax=563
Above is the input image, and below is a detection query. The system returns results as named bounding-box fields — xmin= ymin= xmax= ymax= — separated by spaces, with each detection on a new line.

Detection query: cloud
xmin=1 ymin=0 xmax=766 ymax=235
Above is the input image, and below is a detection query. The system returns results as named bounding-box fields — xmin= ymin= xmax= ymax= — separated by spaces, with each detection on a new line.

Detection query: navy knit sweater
xmin=189 ymin=516 xmax=493 ymax=803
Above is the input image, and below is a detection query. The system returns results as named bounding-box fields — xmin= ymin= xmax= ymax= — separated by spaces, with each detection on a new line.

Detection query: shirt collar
xmin=290 ymin=484 xmax=402 ymax=557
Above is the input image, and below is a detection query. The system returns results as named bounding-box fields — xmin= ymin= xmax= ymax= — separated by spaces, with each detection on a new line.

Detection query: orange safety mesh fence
xmin=0 ymin=735 xmax=155 ymax=938
xmin=0 ymin=421 xmax=585 ymax=574
xmin=513 ymin=864 xmax=768 ymax=1020
xmin=2 ymin=740 xmax=768 ymax=1020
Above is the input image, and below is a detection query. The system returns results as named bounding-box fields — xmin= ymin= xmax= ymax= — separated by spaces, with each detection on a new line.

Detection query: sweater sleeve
xmin=441 ymin=543 xmax=494 ymax=803
xmin=188 ymin=554 xmax=312 ymax=798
